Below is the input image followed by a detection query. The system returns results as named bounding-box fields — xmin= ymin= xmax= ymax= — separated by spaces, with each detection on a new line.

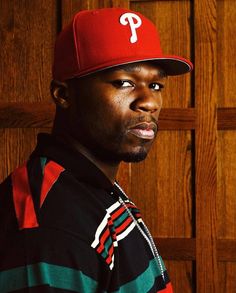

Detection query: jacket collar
xmin=30 ymin=133 xmax=114 ymax=191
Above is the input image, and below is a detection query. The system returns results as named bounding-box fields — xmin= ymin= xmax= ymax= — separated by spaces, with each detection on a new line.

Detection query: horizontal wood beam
xmin=155 ymin=237 xmax=196 ymax=261
xmin=159 ymin=108 xmax=196 ymax=130
xmin=217 ymin=239 xmax=236 ymax=262
xmin=154 ymin=238 xmax=236 ymax=262
xmin=217 ymin=108 xmax=236 ymax=130
xmin=0 ymin=102 xmax=54 ymax=128
xmin=0 ymin=103 xmax=236 ymax=130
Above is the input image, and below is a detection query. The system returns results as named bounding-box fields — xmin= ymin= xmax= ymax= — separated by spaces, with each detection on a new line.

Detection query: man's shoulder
xmin=0 ymin=156 xmax=114 ymax=238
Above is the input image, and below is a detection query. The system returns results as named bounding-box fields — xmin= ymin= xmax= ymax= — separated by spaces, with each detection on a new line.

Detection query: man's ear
xmin=50 ymin=80 xmax=70 ymax=109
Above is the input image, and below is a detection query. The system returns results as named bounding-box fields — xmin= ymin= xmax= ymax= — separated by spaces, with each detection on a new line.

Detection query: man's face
xmin=67 ymin=61 xmax=166 ymax=163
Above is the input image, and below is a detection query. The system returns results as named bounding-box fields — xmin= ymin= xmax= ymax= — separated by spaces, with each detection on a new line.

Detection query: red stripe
xmin=105 ymin=244 xmax=114 ymax=265
xmin=110 ymin=206 xmax=125 ymax=221
xmin=97 ymin=228 xmax=110 ymax=253
xmin=108 ymin=218 xmax=117 ymax=241
xmin=158 ymin=282 xmax=173 ymax=293
xmin=116 ymin=216 xmax=133 ymax=234
xmin=107 ymin=242 xmax=114 ymax=258
xmin=11 ymin=164 xmax=39 ymax=230
xmin=40 ymin=161 xmax=64 ymax=207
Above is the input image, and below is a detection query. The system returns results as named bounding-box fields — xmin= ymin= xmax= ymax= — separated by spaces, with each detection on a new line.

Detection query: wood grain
xmin=217 ymin=132 xmax=236 ymax=239
xmin=194 ymin=0 xmax=218 ymax=291
xmin=218 ymin=262 xmax=236 ymax=293
xmin=218 ymin=108 xmax=236 ymax=130
xmin=217 ymin=239 xmax=236 ymax=262
xmin=0 ymin=0 xmax=57 ymax=102
xmin=155 ymin=238 xmax=196 ymax=261
xmin=159 ymin=108 xmax=195 ymax=129
xmin=0 ymin=102 xmax=55 ymax=128
xmin=61 ymin=0 xmax=129 ymax=25
xmin=165 ymin=260 xmax=193 ymax=293
xmin=217 ymin=1 xmax=236 ymax=107
xmin=154 ymin=238 xmax=236 ymax=262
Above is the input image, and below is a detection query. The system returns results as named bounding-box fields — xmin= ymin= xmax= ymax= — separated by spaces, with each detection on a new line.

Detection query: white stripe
xmin=116 ymin=221 xmax=136 ymax=241
xmin=91 ymin=213 xmax=110 ymax=248
xmin=91 ymin=201 xmax=121 ymax=248
xmin=106 ymin=201 xmax=121 ymax=213
xmin=109 ymin=254 xmax=115 ymax=270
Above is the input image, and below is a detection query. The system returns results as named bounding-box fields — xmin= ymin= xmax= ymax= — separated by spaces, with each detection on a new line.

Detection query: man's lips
xmin=127 ymin=122 xmax=158 ymax=140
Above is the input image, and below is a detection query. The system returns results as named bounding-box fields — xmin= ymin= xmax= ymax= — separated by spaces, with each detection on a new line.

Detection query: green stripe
xmin=40 ymin=157 xmax=47 ymax=175
xmin=113 ymin=211 xmax=129 ymax=228
xmin=0 ymin=262 xmax=102 ymax=293
xmin=112 ymin=257 xmax=166 ymax=293
xmin=101 ymin=235 xmax=113 ymax=259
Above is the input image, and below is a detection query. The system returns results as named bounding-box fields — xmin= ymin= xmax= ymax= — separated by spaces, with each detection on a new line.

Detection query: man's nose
xmin=131 ymin=87 xmax=162 ymax=114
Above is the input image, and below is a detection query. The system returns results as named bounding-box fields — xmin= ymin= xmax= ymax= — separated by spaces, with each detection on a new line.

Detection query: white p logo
xmin=120 ymin=12 xmax=142 ymax=43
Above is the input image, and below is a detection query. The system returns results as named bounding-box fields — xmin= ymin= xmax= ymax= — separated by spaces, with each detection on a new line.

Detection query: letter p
xmin=120 ymin=13 xmax=142 ymax=43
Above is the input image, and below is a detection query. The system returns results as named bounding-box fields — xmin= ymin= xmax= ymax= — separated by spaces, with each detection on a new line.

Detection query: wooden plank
xmin=218 ymin=262 xmax=236 ymax=293
xmin=154 ymin=237 xmax=236 ymax=262
xmin=165 ymin=260 xmax=193 ymax=293
xmin=217 ymin=1 xmax=236 ymax=107
xmin=155 ymin=238 xmax=196 ymax=261
xmin=217 ymin=239 xmax=236 ymax=262
xmin=155 ymin=238 xmax=236 ymax=262
xmin=194 ymin=0 xmax=218 ymax=291
xmin=0 ymin=102 xmax=55 ymax=128
xmin=159 ymin=108 xmax=195 ymax=129
xmin=217 ymin=131 xmax=236 ymax=239
xmin=61 ymin=0 xmax=91 ymax=25
xmin=0 ymin=0 xmax=57 ymax=103
xmin=61 ymin=0 xmax=130 ymax=26
xmin=218 ymin=108 xmax=236 ymax=130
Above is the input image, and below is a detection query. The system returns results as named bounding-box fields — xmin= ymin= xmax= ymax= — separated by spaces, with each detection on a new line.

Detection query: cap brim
xmin=151 ymin=56 xmax=193 ymax=76
xmin=74 ymin=55 xmax=193 ymax=79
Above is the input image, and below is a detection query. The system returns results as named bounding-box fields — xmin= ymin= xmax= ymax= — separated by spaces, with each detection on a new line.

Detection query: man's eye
xmin=112 ymin=80 xmax=133 ymax=88
xmin=149 ymin=83 xmax=164 ymax=91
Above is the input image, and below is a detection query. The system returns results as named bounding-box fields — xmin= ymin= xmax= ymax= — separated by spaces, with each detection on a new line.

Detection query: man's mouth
xmin=127 ymin=122 xmax=157 ymax=140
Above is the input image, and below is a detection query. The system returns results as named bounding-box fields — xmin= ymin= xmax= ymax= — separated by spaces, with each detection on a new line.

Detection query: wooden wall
xmin=0 ymin=0 xmax=236 ymax=292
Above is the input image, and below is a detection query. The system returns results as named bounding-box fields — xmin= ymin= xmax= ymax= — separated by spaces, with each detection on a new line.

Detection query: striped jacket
xmin=0 ymin=133 xmax=173 ymax=293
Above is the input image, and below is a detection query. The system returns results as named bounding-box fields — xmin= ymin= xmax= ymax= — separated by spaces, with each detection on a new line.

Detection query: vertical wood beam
xmin=194 ymin=0 xmax=218 ymax=292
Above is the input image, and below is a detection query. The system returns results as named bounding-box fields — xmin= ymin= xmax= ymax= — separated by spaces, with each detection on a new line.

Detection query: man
xmin=0 ymin=8 xmax=192 ymax=293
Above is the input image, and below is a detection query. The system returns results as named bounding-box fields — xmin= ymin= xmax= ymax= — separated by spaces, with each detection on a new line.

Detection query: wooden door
xmin=1 ymin=0 xmax=236 ymax=292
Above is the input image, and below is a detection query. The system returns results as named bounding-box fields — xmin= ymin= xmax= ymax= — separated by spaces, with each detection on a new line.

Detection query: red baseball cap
xmin=52 ymin=8 xmax=193 ymax=81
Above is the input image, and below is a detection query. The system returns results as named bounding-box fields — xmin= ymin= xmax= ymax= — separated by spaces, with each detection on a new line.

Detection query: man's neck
xmin=52 ymin=131 xmax=120 ymax=184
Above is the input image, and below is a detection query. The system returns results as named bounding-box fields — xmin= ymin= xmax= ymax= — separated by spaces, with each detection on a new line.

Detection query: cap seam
xmin=72 ymin=14 xmax=81 ymax=73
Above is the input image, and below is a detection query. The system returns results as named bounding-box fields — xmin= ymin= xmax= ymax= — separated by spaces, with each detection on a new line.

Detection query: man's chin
xmin=85 ymin=142 xmax=150 ymax=164
xmin=121 ymin=150 xmax=148 ymax=163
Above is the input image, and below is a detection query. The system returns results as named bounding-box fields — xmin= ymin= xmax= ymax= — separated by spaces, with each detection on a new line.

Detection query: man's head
xmin=51 ymin=8 xmax=192 ymax=163
xmin=51 ymin=61 xmax=166 ymax=163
